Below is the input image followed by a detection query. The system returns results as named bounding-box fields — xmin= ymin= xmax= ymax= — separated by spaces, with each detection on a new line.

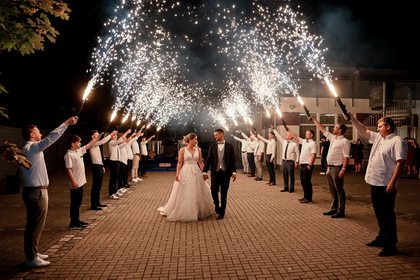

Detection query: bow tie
xmin=217 ymin=141 xmax=225 ymax=144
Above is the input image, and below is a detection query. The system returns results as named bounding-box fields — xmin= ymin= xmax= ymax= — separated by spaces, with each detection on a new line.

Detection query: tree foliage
xmin=0 ymin=0 xmax=71 ymax=55
xmin=0 ymin=0 xmax=71 ymax=118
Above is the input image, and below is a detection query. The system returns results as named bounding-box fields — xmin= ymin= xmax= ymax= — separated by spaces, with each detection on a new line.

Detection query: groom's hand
xmin=203 ymin=173 xmax=209 ymax=180
xmin=232 ymin=173 xmax=237 ymax=182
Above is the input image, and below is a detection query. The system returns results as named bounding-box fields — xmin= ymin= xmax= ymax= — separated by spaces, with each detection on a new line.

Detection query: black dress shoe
xmin=379 ymin=246 xmax=397 ymax=257
xmin=215 ymin=208 xmax=221 ymax=215
xmin=280 ymin=189 xmax=289 ymax=192
xmin=298 ymin=197 xmax=305 ymax=201
xmin=97 ymin=203 xmax=107 ymax=207
xmin=331 ymin=212 xmax=345 ymax=218
xmin=323 ymin=210 xmax=337 ymax=216
xmin=300 ymin=198 xmax=312 ymax=203
xmin=366 ymin=239 xmax=384 ymax=247
xmin=217 ymin=214 xmax=224 ymax=220
xmin=90 ymin=206 xmax=102 ymax=211
xmin=289 ymin=190 xmax=294 ymax=193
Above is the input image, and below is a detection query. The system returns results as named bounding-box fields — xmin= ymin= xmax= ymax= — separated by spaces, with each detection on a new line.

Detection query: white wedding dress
xmin=157 ymin=148 xmax=214 ymax=222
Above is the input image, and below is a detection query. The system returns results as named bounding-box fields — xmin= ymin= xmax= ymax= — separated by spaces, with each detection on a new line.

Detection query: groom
xmin=203 ymin=128 xmax=236 ymax=220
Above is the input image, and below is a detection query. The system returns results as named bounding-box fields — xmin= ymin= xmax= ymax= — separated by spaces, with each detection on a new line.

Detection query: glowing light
xmin=276 ymin=106 xmax=282 ymax=118
xmin=110 ymin=108 xmax=118 ymax=122
xmin=297 ymin=96 xmax=305 ymax=105
xmin=323 ymin=77 xmax=338 ymax=97
xmin=82 ymin=76 xmax=97 ymax=101
xmin=265 ymin=109 xmax=270 ymax=118
xmin=136 ymin=119 xmax=141 ymax=126
xmin=146 ymin=124 xmax=152 ymax=129
xmin=121 ymin=113 xmax=130 ymax=124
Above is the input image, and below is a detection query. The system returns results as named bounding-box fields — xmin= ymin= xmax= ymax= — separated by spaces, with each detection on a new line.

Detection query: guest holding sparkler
xmin=20 ymin=116 xmax=78 ymax=267
xmin=89 ymin=130 xmax=117 ymax=210
xmin=108 ymin=129 xmax=131 ymax=199
xmin=290 ymin=129 xmax=317 ymax=203
xmin=131 ymin=127 xmax=145 ymax=183
xmin=254 ymin=135 xmax=265 ymax=181
xmin=271 ymin=126 xmax=299 ymax=192
xmin=232 ymin=132 xmax=250 ymax=175
xmin=257 ymin=131 xmax=277 ymax=186
xmin=139 ymin=134 xmax=155 ymax=178
xmin=311 ymin=119 xmax=351 ymax=218
xmin=64 ymin=135 xmax=98 ymax=229
xmin=241 ymin=130 xmax=257 ymax=177
xmin=349 ymin=113 xmax=407 ymax=256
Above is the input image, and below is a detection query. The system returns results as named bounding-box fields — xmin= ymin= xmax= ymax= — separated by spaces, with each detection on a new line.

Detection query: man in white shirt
xmin=131 ymin=126 xmax=145 ymax=182
xmin=253 ymin=136 xmax=265 ymax=181
xmin=232 ymin=132 xmax=250 ymax=175
xmin=349 ymin=113 xmax=407 ymax=256
xmin=258 ymin=132 xmax=277 ymax=185
xmin=272 ymin=128 xmax=300 ymax=192
xmin=241 ymin=131 xmax=256 ymax=177
xmin=139 ymin=134 xmax=155 ymax=178
xmin=108 ymin=129 xmax=131 ymax=199
xmin=20 ymin=116 xmax=78 ymax=267
xmin=64 ymin=135 xmax=97 ymax=229
xmin=291 ymin=129 xmax=317 ymax=203
xmin=311 ymin=119 xmax=351 ymax=218
xmin=89 ymin=130 xmax=117 ymax=210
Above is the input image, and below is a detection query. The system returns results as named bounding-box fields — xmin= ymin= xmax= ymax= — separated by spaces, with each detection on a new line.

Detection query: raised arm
xmin=310 ymin=117 xmax=327 ymax=134
xmin=348 ymin=112 xmax=371 ymax=140
xmin=271 ymin=128 xmax=284 ymax=142
xmin=240 ymin=131 xmax=250 ymax=141
xmin=257 ymin=133 xmax=269 ymax=143
xmin=146 ymin=135 xmax=156 ymax=142
xmin=232 ymin=135 xmax=243 ymax=142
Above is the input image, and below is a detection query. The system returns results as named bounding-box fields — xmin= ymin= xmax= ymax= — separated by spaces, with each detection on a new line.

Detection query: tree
xmin=0 ymin=0 xmax=71 ymax=117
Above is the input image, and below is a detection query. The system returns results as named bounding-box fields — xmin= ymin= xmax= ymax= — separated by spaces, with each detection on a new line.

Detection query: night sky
xmin=0 ymin=0 xmax=418 ymax=133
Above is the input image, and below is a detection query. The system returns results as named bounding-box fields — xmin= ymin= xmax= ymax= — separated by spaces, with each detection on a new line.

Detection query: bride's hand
xmin=176 ymin=175 xmax=180 ymax=182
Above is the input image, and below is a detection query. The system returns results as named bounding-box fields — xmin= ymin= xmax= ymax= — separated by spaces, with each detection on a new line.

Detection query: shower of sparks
xmin=87 ymin=0 xmax=335 ymax=129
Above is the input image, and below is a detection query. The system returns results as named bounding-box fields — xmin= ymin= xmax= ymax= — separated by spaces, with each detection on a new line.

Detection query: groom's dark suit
xmin=203 ymin=141 xmax=236 ymax=216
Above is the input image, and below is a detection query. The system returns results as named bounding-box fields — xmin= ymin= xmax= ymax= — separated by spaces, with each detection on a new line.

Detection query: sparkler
xmin=276 ymin=107 xmax=288 ymax=131
xmin=76 ymin=77 xmax=96 ymax=116
xmin=323 ymin=77 xmax=350 ymax=120
xmin=104 ymin=108 xmax=118 ymax=133
xmin=296 ymin=95 xmax=311 ymax=119
xmin=86 ymin=1 xmax=335 ymax=128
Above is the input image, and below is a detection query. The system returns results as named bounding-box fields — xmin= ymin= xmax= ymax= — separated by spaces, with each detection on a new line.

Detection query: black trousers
xmin=70 ymin=186 xmax=83 ymax=224
xmin=140 ymin=155 xmax=147 ymax=176
xmin=247 ymin=153 xmax=255 ymax=176
xmin=321 ymin=157 xmax=327 ymax=173
xmin=118 ymin=162 xmax=128 ymax=188
xmin=371 ymin=186 xmax=397 ymax=247
xmin=265 ymin=155 xmax=276 ymax=184
xmin=108 ymin=160 xmax=120 ymax=196
xmin=91 ymin=164 xmax=104 ymax=207
xmin=300 ymin=164 xmax=314 ymax=200
xmin=210 ymin=170 xmax=231 ymax=215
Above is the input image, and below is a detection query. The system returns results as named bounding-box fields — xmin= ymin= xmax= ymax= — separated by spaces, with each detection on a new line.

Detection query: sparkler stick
xmin=323 ymin=77 xmax=350 ymax=120
xmin=276 ymin=107 xmax=289 ymax=131
xmin=296 ymin=95 xmax=311 ymax=119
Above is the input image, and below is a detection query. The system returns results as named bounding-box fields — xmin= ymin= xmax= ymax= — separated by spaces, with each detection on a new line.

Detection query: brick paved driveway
xmin=2 ymin=171 xmax=420 ymax=279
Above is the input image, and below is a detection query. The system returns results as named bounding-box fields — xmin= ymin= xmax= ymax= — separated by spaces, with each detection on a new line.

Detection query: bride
xmin=157 ymin=133 xmax=214 ymax=222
